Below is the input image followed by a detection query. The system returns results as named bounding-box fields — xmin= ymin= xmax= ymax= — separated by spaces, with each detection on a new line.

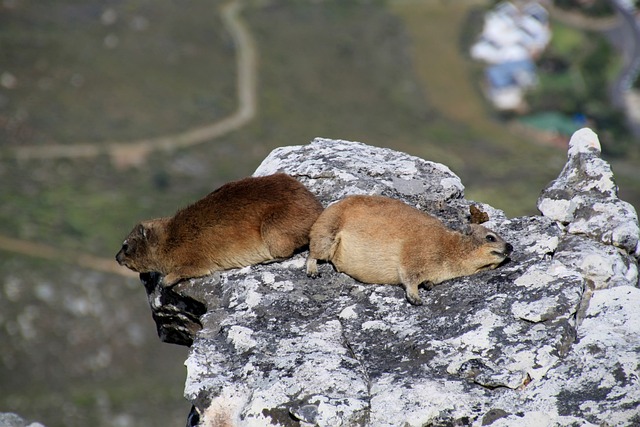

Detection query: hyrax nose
xmin=505 ymin=243 xmax=514 ymax=254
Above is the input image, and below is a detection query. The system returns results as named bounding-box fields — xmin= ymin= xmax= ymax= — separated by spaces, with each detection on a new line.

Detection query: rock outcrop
xmin=0 ymin=413 xmax=46 ymax=427
xmin=140 ymin=128 xmax=640 ymax=427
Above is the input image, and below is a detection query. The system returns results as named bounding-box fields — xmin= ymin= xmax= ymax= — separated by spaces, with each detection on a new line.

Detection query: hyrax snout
xmin=306 ymin=195 xmax=512 ymax=305
xmin=116 ymin=173 xmax=324 ymax=286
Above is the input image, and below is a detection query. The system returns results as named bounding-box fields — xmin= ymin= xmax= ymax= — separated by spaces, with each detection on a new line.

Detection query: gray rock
xmin=140 ymin=130 xmax=640 ymax=426
xmin=538 ymin=128 xmax=640 ymax=258
xmin=0 ymin=413 xmax=46 ymax=427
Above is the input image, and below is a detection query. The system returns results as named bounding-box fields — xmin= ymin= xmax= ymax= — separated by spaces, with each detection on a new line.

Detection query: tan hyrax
xmin=306 ymin=195 xmax=512 ymax=305
xmin=116 ymin=173 xmax=324 ymax=286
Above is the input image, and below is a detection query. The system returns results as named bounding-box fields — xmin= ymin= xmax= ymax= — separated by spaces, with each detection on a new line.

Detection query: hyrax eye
xmin=486 ymin=234 xmax=497 ymax=243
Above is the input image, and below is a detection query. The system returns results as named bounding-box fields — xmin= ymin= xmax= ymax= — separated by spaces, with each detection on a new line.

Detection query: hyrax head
xmin=115 ymin=219 xmax=164 ymax=273
xmin=463 ymin=223 xmax=513 ymax=272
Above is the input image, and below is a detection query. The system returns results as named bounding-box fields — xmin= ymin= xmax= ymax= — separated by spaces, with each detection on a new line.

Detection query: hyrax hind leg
xmin=306 ymin=233 xmax=340 ymax=277
xmin=306 ymin=216 xmax=341 ymax=278
xmin=261 ymin=209 xmax=313 ymax=261
xmin=305 ymin=257 xmax=320 ymax=277
xmin=398 ymin=269 xmax=424 ymax=306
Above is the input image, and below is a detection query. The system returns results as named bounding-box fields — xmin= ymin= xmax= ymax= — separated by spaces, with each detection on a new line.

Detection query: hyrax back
xmin=306 ymin=195 xmax=512 ymax=305
xmin=116 ymin=173 xmax=323 ymax=286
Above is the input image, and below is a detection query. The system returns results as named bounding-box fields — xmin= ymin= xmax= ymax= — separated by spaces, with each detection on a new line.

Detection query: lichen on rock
xmin=538 ymin=128 xmax=640 ymax=257
xmin=0 ymin=413 xmax=46 ymax=427
xmin=139 ymin=129 xmax=640 ymax=427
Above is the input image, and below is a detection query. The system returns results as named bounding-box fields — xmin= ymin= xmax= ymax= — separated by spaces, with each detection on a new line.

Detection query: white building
xmin=471 ymin=1 xmax=551 ymax=110
xmin=471 ymin=1 xmax=550 ymax=65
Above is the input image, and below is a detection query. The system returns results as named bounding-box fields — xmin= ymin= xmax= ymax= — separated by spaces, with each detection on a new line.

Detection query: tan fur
xmin=306 ymin=195 xmax=512 ymax=305
xmin=116 ymin=173 xmax=323 ymax=286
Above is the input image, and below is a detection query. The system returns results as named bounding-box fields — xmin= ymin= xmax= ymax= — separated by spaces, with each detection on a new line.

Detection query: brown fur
xmin=306 ymin=195 xmax=512 ymax=305
xmin=116 ymin=173 xmax=324 ymax=286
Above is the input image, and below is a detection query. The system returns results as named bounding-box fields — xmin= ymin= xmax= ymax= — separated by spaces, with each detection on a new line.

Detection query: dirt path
xmin=9 ymin=0 xmax=257 ymax=169
xmin=546 ymin=4 xmax=618 ymax=32
xmin=0 ymin=0 xmax=257 ymax=274
xmin=0 ymin=235 xmax=138 ymax=278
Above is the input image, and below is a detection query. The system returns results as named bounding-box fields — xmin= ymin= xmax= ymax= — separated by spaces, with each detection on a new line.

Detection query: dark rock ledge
xmin=140 ymin=128 xmax=640 ymax=427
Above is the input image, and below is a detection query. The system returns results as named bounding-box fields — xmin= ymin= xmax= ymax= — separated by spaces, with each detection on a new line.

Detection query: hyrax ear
xmin=469 ymin=205 xmax=490 ymax=224
xmin=137 ymin=223 xmax=156 ymax=243
xmin=135 ymin=223 xmax=147 ymax=238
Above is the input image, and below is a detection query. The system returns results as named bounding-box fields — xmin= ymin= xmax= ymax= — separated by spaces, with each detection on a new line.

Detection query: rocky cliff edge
xmin=139 ymin=128 xmax=640 ymax=427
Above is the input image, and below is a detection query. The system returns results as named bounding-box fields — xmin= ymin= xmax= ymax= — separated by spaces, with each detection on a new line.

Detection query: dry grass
xmin=390 ymin=0 xmax=492 ymax=127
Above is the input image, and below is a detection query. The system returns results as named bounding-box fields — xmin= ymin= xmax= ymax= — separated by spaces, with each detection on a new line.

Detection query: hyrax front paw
xmin=405 ymin=291 xmax=423 ymax=306
xmin=161 ymin=273 xmax=182 ymax=288
xmin=306 ymin=257 xmax=320 ymax=278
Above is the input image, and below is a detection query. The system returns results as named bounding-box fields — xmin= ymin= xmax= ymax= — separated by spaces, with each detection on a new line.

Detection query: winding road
xmin=0 ymin=234 xmax=138 ymax=277
xmin=0 ymin=0 xmax=257 ymax=276
xmin=7 ymin=0 xmax=257 ymax=168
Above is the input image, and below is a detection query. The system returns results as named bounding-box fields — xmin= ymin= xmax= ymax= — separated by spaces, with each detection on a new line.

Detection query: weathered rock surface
xmin=140 ymin=129 xmax=640 ymax=426
xmin=538 ymin=128 xmax=640 ymax=258
xmin=0 ymin=413 xmax=46 ymax=427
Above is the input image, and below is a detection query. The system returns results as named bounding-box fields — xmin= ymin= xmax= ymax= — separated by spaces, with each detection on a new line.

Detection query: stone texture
xmin=0 ymin=413 xmax=46 ymax=427
xmin=537 ymin=128 xmax=640 ymax=257
xmin=140 ymin=130 xmax=640 ymax=426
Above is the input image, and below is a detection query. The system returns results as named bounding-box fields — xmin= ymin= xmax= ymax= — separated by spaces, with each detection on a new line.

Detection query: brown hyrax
xmin=116 ymin=173 xmax=323 ymax=286
xmin=306 ymin=195 xmax=513 ymax=305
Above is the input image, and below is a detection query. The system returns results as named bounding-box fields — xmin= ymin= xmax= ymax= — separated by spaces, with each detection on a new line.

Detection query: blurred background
xmin=0 ymin=0 xmax=638 ymax=426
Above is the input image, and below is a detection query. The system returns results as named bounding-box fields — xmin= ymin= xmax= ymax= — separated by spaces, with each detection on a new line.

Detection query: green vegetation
xmin=551 ymin=22 xmax=587 ymax=55
xmin=0 ymin=1 xmax=236 ymax=145
xmin=554 ymin=0 xmax=615 ymax=17
xmin=3 ymin=0 xmax=637 ymax=256
xmin=389 ymin=1 xmax=566 ymax=214
xmin=527 ymin=21 xmax=631 ymax=156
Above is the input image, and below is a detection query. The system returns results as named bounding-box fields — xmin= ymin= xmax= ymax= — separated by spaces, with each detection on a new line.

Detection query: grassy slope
xmin=0 ymin=0 xmax=243 ymax=255
xmin=0 ymin=1 xmax=236 ymax=145
xmin=390 ymin=0 xmax=639 ymax=213
xmin=1 ymin=0 xmax=636 ymax=257
xmin=388 ymin=1 xmax=565 ymax=215
xmin=230 ymin=0 xmax=568 ymax=217
xmin=0 ymin=2 xmax=237 ymax=427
